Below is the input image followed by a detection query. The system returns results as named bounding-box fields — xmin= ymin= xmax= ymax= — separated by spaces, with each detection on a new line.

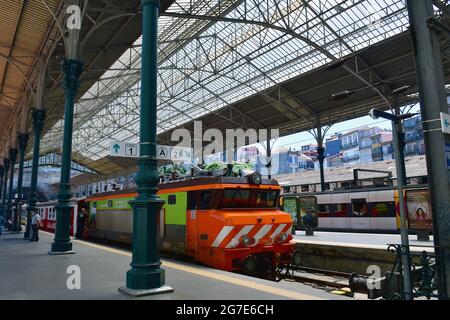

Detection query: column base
xmin=123 ymin=267 xmax=171 ymax=293
xmin=49 ymin=241 xmax=74 ymax=254
xmin=118 ymin=285 xmax=173 ymax=297
xmin=48 ymin=250 xmax=75 ymax=255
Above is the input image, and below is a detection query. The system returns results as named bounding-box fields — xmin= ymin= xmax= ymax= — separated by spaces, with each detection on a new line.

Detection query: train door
xmin=349 ymin=192 xmax=370 ymax=230
xmin=317 ymin=194 xmax=332 ymax=229
xmin=368 ymin=190 xmax=397 ymax=231
xmin=331 ymin=193 xmax=350 ymax=230
xmin=186 ymin=191 xmax=199 ymax=255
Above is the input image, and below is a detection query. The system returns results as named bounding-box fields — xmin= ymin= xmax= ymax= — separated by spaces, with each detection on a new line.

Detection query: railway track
xmin=82 ymin=236 xmax=354 ymax=293
xmin=275 ymin=264 xmax=353 ymax=291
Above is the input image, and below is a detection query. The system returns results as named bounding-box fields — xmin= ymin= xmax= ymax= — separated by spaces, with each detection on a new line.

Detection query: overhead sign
xmin=441 ymin=112 xmax=450 ymax=135
xmin=110 ymin=141 xmax=192 ymax=161
xmin=110 ymin=142 xmax=139 ymax=158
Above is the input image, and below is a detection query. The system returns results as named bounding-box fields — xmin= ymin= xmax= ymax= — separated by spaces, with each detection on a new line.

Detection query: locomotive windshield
xmin=219 ymin=188 xmax=279 ymax=209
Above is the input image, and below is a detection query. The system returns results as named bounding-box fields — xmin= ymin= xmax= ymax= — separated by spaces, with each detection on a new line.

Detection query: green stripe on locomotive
xmin=87 ymin=192 xmax=187 ymax=253
xmin=159 ymin=192 xmax=187 ymax=225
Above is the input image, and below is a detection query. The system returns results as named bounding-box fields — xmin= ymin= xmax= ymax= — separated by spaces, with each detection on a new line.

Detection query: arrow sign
xmin=441 ymin=112 xmax=450 ymax=135
xmin=113 ymin=143 xmax=120 ymax=153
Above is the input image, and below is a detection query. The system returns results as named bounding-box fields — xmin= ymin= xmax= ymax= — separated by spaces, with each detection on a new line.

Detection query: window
xmin=318 ymin=204 xmax=333 ymax=217
xmin=352 ymin=199 xmax=368 ymax=217
xmin=220 ymin=189 xmax=251 ymax=208
xmin=333 ymin=204 xmax=348 ymax=217
xmin=255 ymin=190 xmax=278 ymax=208
xmin=219 ymin=189 xmax=279 ymax=209
xmin=168 ymin=195 xmax=176 ymax=205
xmin=370 ymin=202 xmax=395 ymax=217
xmin=108 ymin=200 xmax=113 ymax=208
xmin=199 ymin=191 xmax=212 ymax=210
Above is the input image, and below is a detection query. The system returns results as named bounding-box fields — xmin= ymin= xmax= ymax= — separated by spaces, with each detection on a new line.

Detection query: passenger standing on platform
xmin=76 ymin=208 xmax=87 ymax=239
xmin=30 ymin=210 xmax=41 ymax=242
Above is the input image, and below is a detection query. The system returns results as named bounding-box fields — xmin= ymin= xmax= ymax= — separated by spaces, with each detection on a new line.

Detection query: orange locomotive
xmin=86 ymin=173 xmax=294 ymax=274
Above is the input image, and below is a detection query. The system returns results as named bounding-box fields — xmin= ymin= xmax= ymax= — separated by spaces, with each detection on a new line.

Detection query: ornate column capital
xmin=61 ymin=59 xmax=84 ymax=96
xmin=32 ymin=109 xmax=46 ymax=133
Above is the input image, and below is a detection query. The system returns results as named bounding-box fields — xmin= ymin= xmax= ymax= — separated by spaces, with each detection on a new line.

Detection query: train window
xmin=199 ymin=191 xmax=212 ymax=210
xmin=370 ymin=202 xmax=395 ymax=217
xmin=255 ymin=190 xmax=278 ymax=208
xmin=93 ymin=202 xmax=97 ymax=208
xmin=318 ymin=204 xmax=333 ymax=217
xmin=219 ymin=189 xmax=278 ymax=209
xmin=187 ymin=192 xmax=196 ymax=210
xmin=168 ymin=195 xmax=176 ymax=205
xmin=352 ymin=199 xmax=368 ymax=217
xmin=333 ymin=204 xmax=348 ymax=217
xmin=220 ymin=189 xmax=251 ymax=208
xmin=108 ymin=200 xmax=113 ymax=208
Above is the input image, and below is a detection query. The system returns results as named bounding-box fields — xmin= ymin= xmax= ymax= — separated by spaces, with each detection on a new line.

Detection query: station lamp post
xmin=369 ymin=108 xmax=417 ymax=300
xmin=118 ymin=0 xmax=173 ymax=296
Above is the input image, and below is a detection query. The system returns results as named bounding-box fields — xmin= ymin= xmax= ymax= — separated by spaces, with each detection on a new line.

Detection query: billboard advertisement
xmin=406 ymin=189 xmax=433 ymax=231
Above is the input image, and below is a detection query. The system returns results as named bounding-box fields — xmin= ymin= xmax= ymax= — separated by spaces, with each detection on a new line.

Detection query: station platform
xmin=0 ymin=231 xmax=350 ymax=300
xmin=294 ymin=231 xmax=434 ymax=251
xmin=293 ymin=231 xmax=434 ymax=275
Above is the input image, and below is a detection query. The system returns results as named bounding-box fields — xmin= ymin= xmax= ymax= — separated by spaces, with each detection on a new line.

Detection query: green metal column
xmin=50 ymin=59 xmax=83 ymax=254
xmin=13 ymin=133 xmax=29 ymax=232
xmin=6 ymin=148 xmax=17 ymax=231
xmin=392 ymin=119 xmax=413 ymax=300
xmin=1 ymin=159 xmax=9 ymax=219
xmin=316 ymin=125 xmax=326 ymax=191
xmin=25 ymin=109 xmax=45 ymax=239
xmin=407 ymin=0 xmax=450 ymax=299
xmin=394 ymin=107 xmax=407 ymax=183
xmin=119 ymin=0 xmax=173 ymax=297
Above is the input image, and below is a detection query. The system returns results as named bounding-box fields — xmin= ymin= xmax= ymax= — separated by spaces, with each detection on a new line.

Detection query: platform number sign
xmin=157 ymin=146 xmax=171 ymax=160
xmin=125 ymin=143 xmax=138 ymax=157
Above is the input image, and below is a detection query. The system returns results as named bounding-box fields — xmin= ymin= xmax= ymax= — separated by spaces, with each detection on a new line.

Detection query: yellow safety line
xmin=55 ymin=235 xmax=323 ymax=300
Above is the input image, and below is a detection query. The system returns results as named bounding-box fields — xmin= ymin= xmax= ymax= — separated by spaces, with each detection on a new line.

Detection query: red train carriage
xmin=36 ymin=198 xmax=86 ymax=236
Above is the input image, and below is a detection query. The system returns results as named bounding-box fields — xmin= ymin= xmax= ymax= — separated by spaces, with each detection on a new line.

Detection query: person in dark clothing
xmin=76 ymin=208 xmax=87 ymax=239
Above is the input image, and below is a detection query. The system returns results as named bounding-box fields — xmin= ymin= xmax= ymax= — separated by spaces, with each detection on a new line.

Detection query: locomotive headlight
xmin=250 ymin=172 xmax=262 ymax=185
xmin=241 ymin=235 xmax=254 ymax=247
xmin=276 ymin=232 xmax=288 ymax=243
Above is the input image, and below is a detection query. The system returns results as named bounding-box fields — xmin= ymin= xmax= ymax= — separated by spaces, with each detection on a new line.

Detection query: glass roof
xmin=40 ymin=0 xmax=416 ymax=162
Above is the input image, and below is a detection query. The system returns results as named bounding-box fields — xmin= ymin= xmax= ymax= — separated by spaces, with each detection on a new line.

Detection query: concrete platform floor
xmin=0 ymin=231 xmax=350 ymax=300
xmin=294 ymin=231 xmax=434 ymax=252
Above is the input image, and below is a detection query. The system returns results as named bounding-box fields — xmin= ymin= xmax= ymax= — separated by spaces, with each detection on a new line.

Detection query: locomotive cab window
xmin=199 ymin=191 xmax=212 ymax=210
xmin=255 ymin=190 xmax=278 ymax=208
xmin=219 ymin=189 xmax=279 ymax=209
